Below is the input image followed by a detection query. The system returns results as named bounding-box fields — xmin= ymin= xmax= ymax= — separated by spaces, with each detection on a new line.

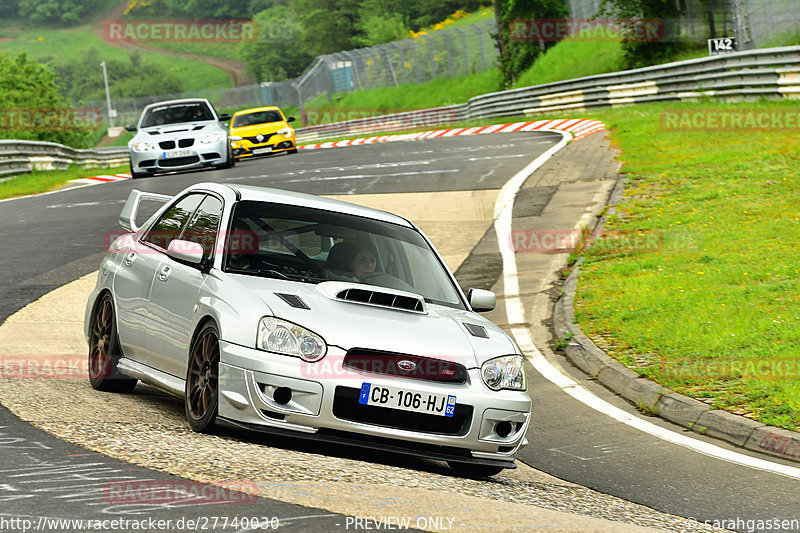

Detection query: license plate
xmin=253 ymin=147 xmax=272 ymax=155
xmin=162 ymin=149 xmax=193 ymax=159
xmin=358 ymin=383 xmax=455 ymax=417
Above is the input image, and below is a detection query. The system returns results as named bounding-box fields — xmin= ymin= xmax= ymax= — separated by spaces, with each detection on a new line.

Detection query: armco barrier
xmin=0 ymin=141 xmax=128 ymax=179
xmin=4 ymin=45 xmax=799 ymax=174
xmin=296 ymin=45 xmax=800 ymax=143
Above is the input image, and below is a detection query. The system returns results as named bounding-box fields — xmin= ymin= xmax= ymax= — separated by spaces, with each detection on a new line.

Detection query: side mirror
xmin=167 ymin=240 xmax=205 ymax=264
xmin=286 ymin=116 xmax=296 ymax=123
xmin=229 ymin=135 xmax=242 ymax=141
xmin=218 ymin=113 xmax=232 ymax=122
xmin=467 ymin=288 xmax=496 ymax=312
xmin=125 ymin=124 xmax=137 ymax=132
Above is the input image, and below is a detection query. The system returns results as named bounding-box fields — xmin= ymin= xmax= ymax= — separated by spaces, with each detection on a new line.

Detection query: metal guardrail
xmin=0 ymin=141 xmax=128 ymax=178
xmin=297 ymin=45 xmax=800 ymax=143
xmin=4 ymin=45 xmax=799 ymax=175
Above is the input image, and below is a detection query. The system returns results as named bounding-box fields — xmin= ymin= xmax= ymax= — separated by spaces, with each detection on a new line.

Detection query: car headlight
xmin=230 ymin=141 xmax=239 ymax=148
xmin=257 ymin=317 xmax=326 ymax=362
xmin=481 ymin=355 xmax=526 ymax=391
xmin=131 ymin=142 xmax=156 ymax=151
xmin=201 ymin=133 xmax=224 ymax=144
xmin=277 ymin=127 xmax=293 ymax=138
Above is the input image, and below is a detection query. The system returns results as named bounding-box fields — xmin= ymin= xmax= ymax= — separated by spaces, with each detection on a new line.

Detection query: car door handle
xmin=124 ymin=252 xmax=137 ymax=266
xmin=157 ymin=265 xmax=172 ymax=281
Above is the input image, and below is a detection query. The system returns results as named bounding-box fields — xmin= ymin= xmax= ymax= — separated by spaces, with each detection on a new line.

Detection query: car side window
xmin=143 ymin=194 xmax=206 ymax=251
xmin=181 ymin=195 xmax=223 ymax=261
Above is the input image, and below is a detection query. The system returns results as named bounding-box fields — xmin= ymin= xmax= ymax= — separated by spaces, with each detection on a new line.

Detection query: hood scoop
xmin=463 ymin=322 xmax=488 ymax=338
xmin=275 ymin=292 xmax=309 ymax=310
xmin=315 ymin=281 xmax=426 ymax=314
xmin=337 ymin=288 xmax=424 ymax=313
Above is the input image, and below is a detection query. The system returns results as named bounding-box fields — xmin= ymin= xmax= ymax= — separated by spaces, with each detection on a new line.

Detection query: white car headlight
xmin=131 ymin=142 xmax=156 ymax=152
xmin=481 ymin=355 xmax=526 ymax=391
xmin=200 ymin=133 xmax=224 ymax=144
xmin=277 ymin=127 xmax=293 ymax=138
xmin=257 ymin=317 xmax=326 ymax=362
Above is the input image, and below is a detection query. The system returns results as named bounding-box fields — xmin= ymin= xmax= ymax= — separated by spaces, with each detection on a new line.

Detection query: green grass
xmin=0 ymin=18 xmax=231 ymax=93
xmin=513 ymin=37 xmax=625 ymax=88
xmin=568 ymin=100 xmax=800 ymax=430
xmin=0 ymin=164 xmax=129 ymax=200
xmin=304 ymin=69 xmax=501 ymax=115
xmin=421 ymin=6 xmax=494 ymax=31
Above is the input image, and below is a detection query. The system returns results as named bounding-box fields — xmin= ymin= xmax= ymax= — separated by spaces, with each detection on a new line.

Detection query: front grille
xmin=178 ymin=138 xmax=194 ymax=148
xmin=139 ymin=159 xmax=156 ymax=167
xmin=333 ymin=386 xmax=472 ymax=436
xmin=159 ymin=140 xmax=176 ymax=150
xmin=159 ymin=155 xmax=200 ymax=167
xmin=344 ymin=349 xmax=468 ymax=383
xmin=244 ymin=133 xmax=275 ymax=144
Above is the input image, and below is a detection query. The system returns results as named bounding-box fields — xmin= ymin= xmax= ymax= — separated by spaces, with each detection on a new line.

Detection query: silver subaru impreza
xmin=84 ymin=182 xmax=531 ymax=476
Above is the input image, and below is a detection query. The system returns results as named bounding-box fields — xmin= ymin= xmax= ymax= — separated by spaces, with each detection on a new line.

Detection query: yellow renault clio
xmin=229 ymin=106 xmax=297 ymax=159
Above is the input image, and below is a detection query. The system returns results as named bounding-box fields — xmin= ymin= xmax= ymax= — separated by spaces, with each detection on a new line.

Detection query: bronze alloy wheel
xmin=185 ymin=322 xmax=220 ymax=432
xmin=88 ymin=293 xmax=137 ymax=393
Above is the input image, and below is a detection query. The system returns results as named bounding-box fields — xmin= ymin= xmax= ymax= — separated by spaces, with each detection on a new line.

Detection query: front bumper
xmin=129 ymin=138 xmax=229 ymax=174
xmin=231 ymin=134 xmax=295 ymax=159
xmin=218 ymin=341 xmax=531 ymax=467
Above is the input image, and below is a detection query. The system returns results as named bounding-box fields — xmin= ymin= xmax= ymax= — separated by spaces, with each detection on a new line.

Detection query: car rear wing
xmin=120 ymin=189 xmax=172 ymax=232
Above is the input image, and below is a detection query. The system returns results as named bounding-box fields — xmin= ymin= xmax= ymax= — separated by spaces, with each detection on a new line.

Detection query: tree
xmin=17 ymin=0 xmax=104 ymax=24
xmin=493 ymin=0 xmax=569 ymax=88
xmin=239 ymin=5 xmax=313 ymax=81
xmin=0 ymin=53 xmax=92 ymax=148
xmin=358 ymin=0 xmax=408 ymax=46
xmin=54 ymin=48 xmax=184 ymax=102
xmin=293 ymin=0 xmax=364 ymax=56
xmin=599 ymin=0 xmax=686 ymax=68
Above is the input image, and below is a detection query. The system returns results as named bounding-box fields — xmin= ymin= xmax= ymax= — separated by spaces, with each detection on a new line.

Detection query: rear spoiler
xmin=119 ymin=189 xmax=172 ymax=232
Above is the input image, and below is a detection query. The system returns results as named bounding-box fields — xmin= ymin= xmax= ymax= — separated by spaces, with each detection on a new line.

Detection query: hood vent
xmin=275 ymin=292 xmax=309 ymax=310
xmin=336 ymin=288 xmax=424 ymax=313
xmin=463 ymin=323 xmax=488 ymax=339
xmin=192 ymin=125 xmax=206 ymax=130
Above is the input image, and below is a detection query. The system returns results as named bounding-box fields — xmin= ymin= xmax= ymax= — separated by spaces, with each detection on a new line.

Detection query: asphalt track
xmin=1 ymin=132 xmax=799 ymax=532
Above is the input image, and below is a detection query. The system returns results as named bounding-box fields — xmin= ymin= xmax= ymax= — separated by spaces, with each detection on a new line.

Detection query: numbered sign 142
xmin=708 ymin=37 xmax=736 ymax=55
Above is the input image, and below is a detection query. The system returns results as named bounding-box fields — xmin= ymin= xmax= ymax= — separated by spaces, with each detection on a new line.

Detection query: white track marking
xmin=493 ymin=131 xmax=800 ymax=480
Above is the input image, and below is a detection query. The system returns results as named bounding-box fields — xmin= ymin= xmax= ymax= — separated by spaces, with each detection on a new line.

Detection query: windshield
xmin=224 ymin=201 xmax=464 ymax=308
xmin=141 ymin=102 xmax=214 ymax=127
xmin=232 ymin=110 xmax=284 ymax=128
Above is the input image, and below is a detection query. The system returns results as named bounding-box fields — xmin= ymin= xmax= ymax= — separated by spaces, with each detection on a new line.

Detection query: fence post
xmin=443 ymin=31 xmax=454 ymax=78
xmin=454 ymin=27 xmax=470 ymax=75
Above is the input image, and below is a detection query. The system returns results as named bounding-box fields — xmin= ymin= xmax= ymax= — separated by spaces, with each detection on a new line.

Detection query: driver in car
xmin=326 ymin=242 xmax=377 ymax=281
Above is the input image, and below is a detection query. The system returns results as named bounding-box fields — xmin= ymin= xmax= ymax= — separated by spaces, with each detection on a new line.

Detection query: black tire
xmin=217 ymin=145 xmax=235 ymax=169
xmin=287 ymin=147 xmax=298 ymax=154
xmin=88 ymin=293 xmax=137 ymax=393
xmin=447 ymin=461 xmax=505 ymax=478
xmin=185 ymin=322 xmax=220 ymax=432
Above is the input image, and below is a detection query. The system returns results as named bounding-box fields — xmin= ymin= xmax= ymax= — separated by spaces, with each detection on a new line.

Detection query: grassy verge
xmin=0 ymin=165 xmax=129 ymax=200
xmin=568 ymin=100 xmax=800 ymax=430
xmin=513 ymin=37 xmax=625 ymax=88
xmin=304 ymin=69 xmax=502 ymax=114
xmin=0 ymin=19 xmax=231 ymax=93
